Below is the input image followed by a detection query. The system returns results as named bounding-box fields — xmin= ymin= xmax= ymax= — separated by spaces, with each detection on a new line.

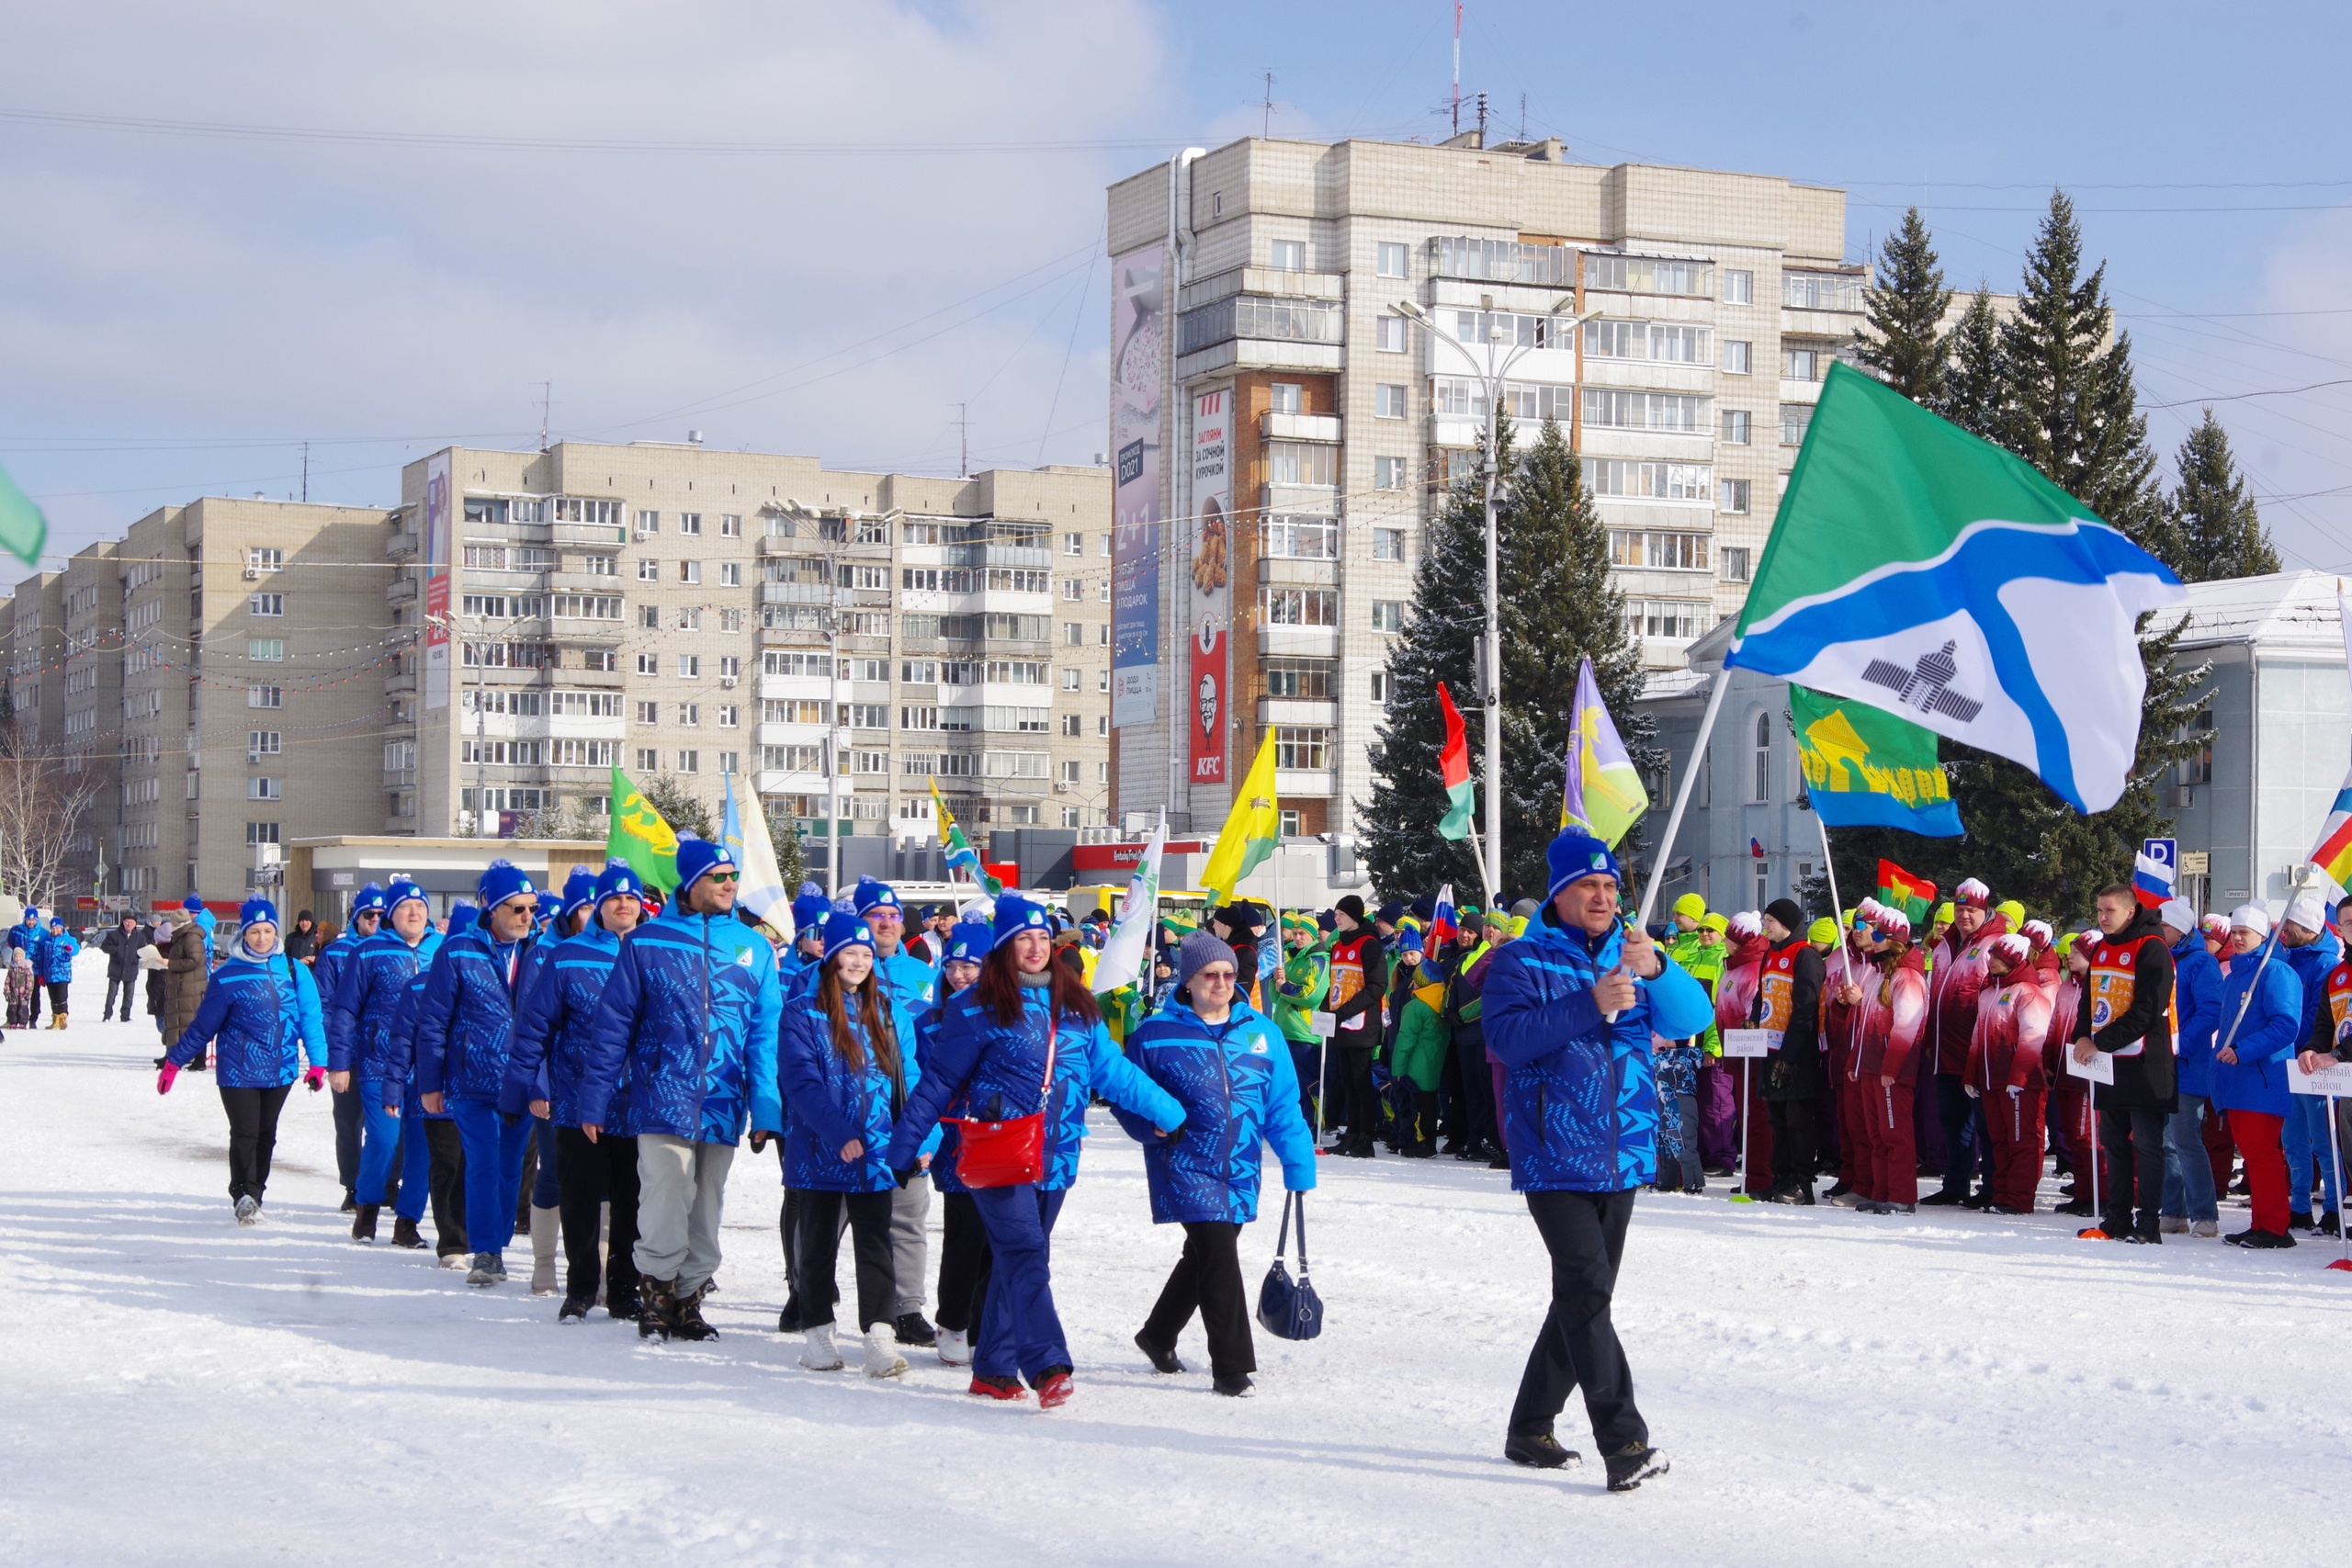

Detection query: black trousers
xmin=1455 ymin=1037 xmax=1499 ymax=1150
xmin=105 ymin=976 xmax=137 ymax=1020
xmin=793 ymin=1189 xmax=897 ymax=1332
xmin=1141 ymin=1220 xmax=1254 ymax=1378
xmin=2099 ymin=1104 xmax=2169 ymax=1236
xmin=1767 ymin=1098 xmax=1817 ymax=1193
xmin=1510 ymin=1189 xmax=1646 ymax=1452
xmin=1933 ymin=1073 xmax=1992 ymax=1193
xmin=556 ymin=1127 xmax=641 ymax=1304
xmin=424 ymin=1118 xmax=469 ymax=1256
xmin=218 ymin=1085 xmax=293 ymax=1201
xmin=46 ymin=981 xmax=69 ymax=1018
xmin=1336 ymin=1041 xmax=1377 ymax=1145
xmin=330 ymin=1085 xmax=363 ymax=1190
xmin=935 ymin=1190 xmax=993 ymax=1335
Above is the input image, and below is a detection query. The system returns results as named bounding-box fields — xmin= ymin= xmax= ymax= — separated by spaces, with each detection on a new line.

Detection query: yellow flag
xmin=1201 ymin=729 xmax=1280 ymax=905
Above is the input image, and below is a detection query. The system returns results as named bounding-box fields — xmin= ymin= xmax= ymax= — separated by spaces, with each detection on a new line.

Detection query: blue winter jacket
xmin=413 ymin=921 xmax=537 ymax=1104
xmin=2211 ymin=944 xmax=2304 ymax=1117
xmin=873 ymin=945 xmax=938 ymax=1018
xmin=166 ymin=948 xmax=328 ymax=1089
xmin=38 ymin=931 xmax=75 ymax=985
xmin=2170 ymin=933 xmax=2223 ymax=1100
xmin=912 ymin=994 xmax=978 ymax=1193
xmin=2283 ymin=928 xmax=2340 ymax=1062
xmin=574 ymin=904 xmax=783 ymax=1145
xmin=328 ymin=928 xmax=443 ymax=1086
xmin=885 ymin=979 xmax=1185 ymax=1189
xmin=312 ymin=931 xmax=362 ymax=1016
xmin=1113 ymin=998 xmax=1317 ymax=1224
xmin=772 ymin=987 xmax=923 ymax=1192
xmin=1483 ymin=912 xmax=1714 ymax=1192
xmin=503 ymin=926 xmax=625 ymax=1127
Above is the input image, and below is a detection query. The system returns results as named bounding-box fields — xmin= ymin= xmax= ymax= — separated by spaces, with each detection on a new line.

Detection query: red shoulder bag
xmin=954 ymin=1010 xmax=1057 ymax=1189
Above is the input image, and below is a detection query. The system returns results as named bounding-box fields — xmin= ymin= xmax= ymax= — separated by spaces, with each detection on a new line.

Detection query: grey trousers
xmin=890 ymin=1171 xmax=933 ymax=1317
xmin=634 ymin=1134 xmax=735 ymax=1295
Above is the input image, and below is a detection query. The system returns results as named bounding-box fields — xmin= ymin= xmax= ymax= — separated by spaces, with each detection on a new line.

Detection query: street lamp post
xmin=1395 ymin=293 xmax=1583 ymax=897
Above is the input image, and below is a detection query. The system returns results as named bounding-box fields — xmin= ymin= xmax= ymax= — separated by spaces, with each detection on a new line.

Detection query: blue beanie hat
xmin=594 ymin=859 xmax=645 ymax=908
xmin=944 ymin=917 xmax=995 ymax=965
xmin=448 ymin=900 xmax=479 ymax=933
xmin=386 ymin=877 xmax=427 ymax=915
xmin=239 ymin=897 xmax=278 ymax=930
xmin=1544 ymin=828 xmax=1622 ymax=902
xmin=182 ymin=894 xmax=204 ymax=913
xmin=477 ymin=858 xmax=537 ymax=913
xmin=853 ymin=876 xmax=901 ymax=916
xmin=673 ymin=832 xmax=736 ymax=895
xmin=821 ymin=910 xmax=876 ymax=963
xmin=351 ymin=882 xmax=389 ymax=916
xmin=1397 ymin=925 xmax=1424 ymax=953
xmin=560 ymin=866 xmax=598 ymax=919
xmin=535 ymin=890 xmax=564 ymax=925
xmin=790 ymin=891 xmax=832 ymax=935
xmin=991 ymin=893 xmax=1051 ymax=950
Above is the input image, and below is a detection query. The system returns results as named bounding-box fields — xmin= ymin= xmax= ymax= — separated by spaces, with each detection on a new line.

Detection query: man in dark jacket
xmin=1757 ymin=899 xmax=1827 ymax=1203
xmin=101 ymin=914 xmax=148 ymax=1022
xmin=1322 ymin=895 xmax=1386 ymax=1157
xmin=2072 ymin=884 xmax=2178 ymax=1244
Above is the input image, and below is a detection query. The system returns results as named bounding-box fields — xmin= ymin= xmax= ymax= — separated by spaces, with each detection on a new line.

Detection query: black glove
xmin=891 ymin=1166 xmax=918 ymax=1189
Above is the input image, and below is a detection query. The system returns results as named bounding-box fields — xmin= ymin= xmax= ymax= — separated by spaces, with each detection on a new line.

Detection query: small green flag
xmin=1790 ymin=683 xmax=1962 ymax=837
xmin=0 ymin=462 xmax=50 ymax=567
xmin=605 ymin=765 xmax=679 ymax=893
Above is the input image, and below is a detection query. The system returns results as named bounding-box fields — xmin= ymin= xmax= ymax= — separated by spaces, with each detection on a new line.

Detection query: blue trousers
xmin=529 ymin=1116 xmax=560 ymax=1208
xmin=970 ymin=1184 xmax=1069 ymax=1383
xmin=356 ymin=1081 xmax=405 ymax=1209
xmin=449 ymin=1098 xmax=532 ymax=1256
xmin=2282 ymin=1095 xmax=2341 ymax=1215
xmin=2159 ymin=1093 xmax=2220 ymax=1224
xmin=397 ymin=1090 xmax=434 ymax=1221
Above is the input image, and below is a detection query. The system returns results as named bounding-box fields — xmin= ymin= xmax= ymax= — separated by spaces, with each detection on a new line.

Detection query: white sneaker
xmin=799 ymin=1324 xmax=844 ymax=1371
xmin=863 ymin=1330 xmax=909 ymax=1380
xmin=233 ymin=1195 xmax=261 ymax=1226
xmin=439 ymin=1252 xmax=470 ymax=1269
xmin=2160 ymin=1215 xmax=2189 ymax=1235
xmin=937 ymin=1327 xmax=972 ymax=1367
xmin=2191 ymin=1219 xmax=2220 ymax=1238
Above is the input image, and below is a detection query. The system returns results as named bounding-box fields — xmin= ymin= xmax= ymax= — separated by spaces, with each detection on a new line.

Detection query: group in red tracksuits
xmin=2045 ymin=938 xmax=2090 ymax=1200
xmin=1823 ymin=926 xmax=1872 ymax=1201
xmin=1713 ymin=918 xmax=1774 ymax=1196
xmin=1922 ymin=891 xmax=2007 ymax=1205
xmin=1837 ymin=900 xmax=1929 ymax=1213
xmin=1964 ymin=932 xmax=2056 ymax=1213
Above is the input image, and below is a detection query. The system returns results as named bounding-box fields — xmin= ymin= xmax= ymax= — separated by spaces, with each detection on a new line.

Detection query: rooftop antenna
xmin=537 ymin=381 xmax=552 ymax=452
xmin=1519 ymin=92 xmax=1527 ymax=141
xmin=956 ymin=402 xmax=969 ymax=478
xmin=300 ymin=440 xmax=309 ymax=503
xmin=1476 ymin=89 xmax=1488 ymax=144
xmin=1262 ymin=70 xmax=1276 ymax=138
xmin=1451 ymin=2 xmax=1463 ymax=136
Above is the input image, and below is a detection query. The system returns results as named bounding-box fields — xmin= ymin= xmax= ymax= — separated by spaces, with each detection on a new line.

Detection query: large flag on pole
xmin=0 ymin=461 xmax=49 ymax=567
xmin=1435 ymin=681 xmax=1475 ymax=841
xmin=721 ymin=773 xmax=794 ymax=944
xmin=1790 ymin=682 xmax=1962 ymax=836
xmin=931 ymin=780 xmax=1001 ymax=896
xmin=605 ymin=765 xmax=679 ymax=894
xmin=1726 ymin=362 xmax=2184 ymax=814
xmin=1202 ymin=728 xmax=1280 ymax=905
xmin=1091 ymin=811 xmax=1166 ymax=994
xmin=1876 ymin=860 xmax=1938 ymax=927
xmin=1562 ymin=657 xmax=1647 ymax=847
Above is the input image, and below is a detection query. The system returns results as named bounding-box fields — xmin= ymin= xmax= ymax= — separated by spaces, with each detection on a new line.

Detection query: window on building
xmin=1269 ymin=382 xmax=1302 ymax=413
xmin=1750 ymin=711 xmax=1773 ymax=804
xmin=1060 ymin=667 xmax=1081 ymax=692
xmin=1782 ymin=347 xmax=1820 ymax=381
xmin=248 ymin=593 xmax=284 ymax=616
xmin=679 ymin=606 xmax=702 ymax=632
xmin=245 ymin=822 xmax=280 ymax=846
xmin=584 ymin=554 xmax=616 ymax=576
xmin=1268 ymin=239 xmax=1305 ymax=271
xmin=1718 ymin=479 xmax=1751 ymax=515
xmin=1060 ymin=713 xmax=1082 ymax=737
xmin=1720 ymin=547 xmax=1752 ymax=583
xmin=634 ymin=747 xmax=659 ymax=772
xmin=637 ymin=653 xmax=658 ymax=675
xmin=247 ymin=637 xmax=285 ymax=661
xmin=1581 ymin=389 xmax=1707 ymax=433
xmin=639 ymin=605 xmax=660 ymax=630
xmin=1781 ymin=404 xmax=1815 ymax=446
xmin=1721 ymin=409 xmax=1751 ymax=446
xmin=1371 ymin=600 xmax=1404 ymax=633
xmin=1373 ymin=457 xmax=1408 ymax=491
xmin=1588 ymin=460 xmax=1713 ymax=502
xmin=1582 ymin=320 xmax=1710 ymax=363
xmin=678 ymin=513 xmax=702 ymax=536
xmin=1261 ymin=516 xmax=1339 ymax=559
xmin=638 ymin=558 xmax=660 ymax=581
xmin=1374 ymin=384 xmax=1407 ymax=419
xmin=675 ymin=750 xmax=698 ymax=773
xmin=678 ymin=655 xmax=700 ymax=678
xmin=717 ymin=562 xmax=741 ymax=588
xmin=1722 ymin=268 xmax=1754 ymax=304
xmin=1723 ymin=340 xmax=1752 ymax=375
xmin=247 ymin=548 xmax=284 ymax=573
xmin=1099 ymin=533 xmax=1112 ymax=556
xmin=1375 ymin=315 xmax=1408 ymax=353
xmin=247 ymin=776 xmax=281 ymax=801
xmin=675 ymin=703 xmax=698 ymax=728
xmin=2180 ymin=712 xmax=2215 ymax=785
xmin=248 ymin=730 xmax=280 ymax=761
xmin=1376 ymin=242 xmax=1408 ymax=277
xmin=849 ymin=704 xmax=889 ymax=729
xmin=1064 ymin=532 xmax=1084 ymax=556
xmin=1609 ymin=531 xmax=1709 ymax=570
xmin=247 ymin=685 xmax=282 ymax=708
xmin=1263 ymin=659 xmax=1334 ymax=700
xmin=719 ymin=514 xmax=741 ymax=537
xmin=635 ymin=511 xmax=659 ymax=536
xmin=678 ymin=560 xmax=701 ymax=584
xmin=1622 ymin=599 xmax=1708 ymax=641
xmin=1273 ymin=726 xmax=1331 ymax=770
xmin=1261 ymin=588 xmax=1339 ymax=626
xmin=1266 ymin=442 xmax=1337 ymax=487
xmin=1064 ymin=622 xmax=1083 ymax=646
xmin=1097 ymin=714 xmax=1110 ymax=737
xmin=583 ymin=649 xmax=617 ymax=672
xmin=1373 ymin=527 xmax=1405 ymax=562
xmin=1370 ymin=670 xmax=1389 ymax=705
xmin=1060 ymin=578 xmax=1083 ymax=602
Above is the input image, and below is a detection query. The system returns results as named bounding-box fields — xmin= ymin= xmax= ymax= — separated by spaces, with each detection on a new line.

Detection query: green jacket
xmin=1272 ymin=939 xmax=1330 ymax=1046
xmin=1390 ymin=988 xmax=1448 ymax=1091
xmin=1671 ymin=929 xmax=1726 ymax=1055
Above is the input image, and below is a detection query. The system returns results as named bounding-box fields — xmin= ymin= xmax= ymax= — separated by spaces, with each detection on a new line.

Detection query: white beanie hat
xmin=2157 ymin=897 xmax=2196 ymax=935
xmin=2231 ymin=904 xmax=2273 ymax=940
xmin=1987 ymin=933 xmax=2030 ymax=965
xmin=2284 ymin=888 xmax=2330 ymax=934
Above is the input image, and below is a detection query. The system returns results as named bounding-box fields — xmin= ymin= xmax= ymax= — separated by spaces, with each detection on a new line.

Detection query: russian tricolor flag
xmin=1429 ymin=884 xmax=1458 ymax=950
xmin=2132 ymin=849 xmax=2177 ymax=908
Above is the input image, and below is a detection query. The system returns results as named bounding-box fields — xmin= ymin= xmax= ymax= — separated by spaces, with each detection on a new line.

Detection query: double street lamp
xmin=1392 ymin=292 xmax=1586 ymax=903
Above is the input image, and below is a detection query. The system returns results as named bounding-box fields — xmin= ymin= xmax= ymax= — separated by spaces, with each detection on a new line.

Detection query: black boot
xmin=639 ymin=1276 xmax=679 ymax=1340
xmin=1505 ymin=1429 xmax=1580 ymax=1469
xmin=671 ymin=1288 xmax=718 ymax=1342
xmin=1135 ymin=1328 xmax=1184 ymax=1374
xmin=340 ymin=1188 xmax=357 ymax=1215
xmin=1605 ymin=1442 xmax=1670 ymax=1492
xmin=895 ymin=1312 xmax=938 ymax=1348
xmin=350 ymin=1203 xmax=379 ymax=1243
xmin=390 ymin=1215 xmax=425 ymax=1249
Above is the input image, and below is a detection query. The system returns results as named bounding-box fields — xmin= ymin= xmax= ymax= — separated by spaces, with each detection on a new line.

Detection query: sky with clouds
xmin=4 ymin=0 xmax=2351 ymax=573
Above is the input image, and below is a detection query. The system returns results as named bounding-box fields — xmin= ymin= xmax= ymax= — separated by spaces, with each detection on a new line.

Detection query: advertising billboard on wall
xmin=1187 ymin=385 xmax=1232 ymax=787
xmin=1110 ymin=243 xmax=1164 ymax=730
xmin=422 ymin=449 xmax=452 ymax=712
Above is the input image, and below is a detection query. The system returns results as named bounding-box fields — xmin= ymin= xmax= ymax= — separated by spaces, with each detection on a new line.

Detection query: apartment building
xmin=1106 ymin=132 xmax=1868 ymax=839
xmin=393 ymin=442 xmax=1113 ymax=845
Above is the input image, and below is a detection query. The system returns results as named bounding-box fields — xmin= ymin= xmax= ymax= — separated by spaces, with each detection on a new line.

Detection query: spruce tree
xmin=2169 ymin=411 xmax=2280 ymax=581
xmin=1936 ymin=287 xmax=2004 ymax=439
xmin=1857 ymin=208 xmax=1952 ymax=404
xmin=640 ymin=773 xmax=715 ymax=840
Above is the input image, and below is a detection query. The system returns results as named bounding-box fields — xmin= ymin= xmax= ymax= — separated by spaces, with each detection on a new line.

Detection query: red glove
xmin=304 ymin=1067 xmax=326 ymax=1093
xmin=156 ymin=1064 xmax=179 ymax=1095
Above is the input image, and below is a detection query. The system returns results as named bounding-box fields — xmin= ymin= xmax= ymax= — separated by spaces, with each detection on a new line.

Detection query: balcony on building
xmin=1274 ymin=768 xmax=1336 ymax=798
xmin=1261 ymin=411 xmax=1341 ymax=443
xmin=1259 ymin=625 xmax=1340 ymax=659
xmin=1174 ymin=269 xmax=1345 ymax=382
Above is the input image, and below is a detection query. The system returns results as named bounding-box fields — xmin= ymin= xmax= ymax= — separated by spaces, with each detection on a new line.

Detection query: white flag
xmin=1091 ymin=812 xmax=1165 ymax=994
xmin=722 ymin=773 xmax=795 ymax=946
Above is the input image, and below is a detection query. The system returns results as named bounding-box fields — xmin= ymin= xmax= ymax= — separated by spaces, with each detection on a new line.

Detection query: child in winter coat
xmin=1385 ymin=936 xmax=1448 ymax=1157
xmin=1117 ymin=931 xmax=1317 ymax=1396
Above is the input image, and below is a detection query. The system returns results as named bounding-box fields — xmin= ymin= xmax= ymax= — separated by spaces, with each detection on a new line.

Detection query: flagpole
xmin=1635 ymin=667 xmax=1732 ymax=931
xmin=1462 ymin=820 xmax=1498 ymax=912
xmin=1815 ymin=813 xmax=1846 ymax=931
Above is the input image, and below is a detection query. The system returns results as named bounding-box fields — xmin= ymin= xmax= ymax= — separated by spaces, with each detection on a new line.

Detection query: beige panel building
xmin=1107 ymin=132 xmax=1868 ymax=842
xmin=392 ymin=443 xmax=1112 ymax=852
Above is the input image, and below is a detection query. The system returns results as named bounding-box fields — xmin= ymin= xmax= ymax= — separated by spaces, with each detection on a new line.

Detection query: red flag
xmin=1437 ymin=682 xmax=1475 ymax=840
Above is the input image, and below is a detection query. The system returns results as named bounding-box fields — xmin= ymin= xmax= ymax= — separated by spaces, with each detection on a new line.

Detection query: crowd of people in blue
xmin=132 ymin=822 xmax=1784 ymax=1492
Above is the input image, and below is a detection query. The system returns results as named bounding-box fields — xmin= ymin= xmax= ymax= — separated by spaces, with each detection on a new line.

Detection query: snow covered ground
xmin=5 ymin=961 xmax=2349 ymax=1567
